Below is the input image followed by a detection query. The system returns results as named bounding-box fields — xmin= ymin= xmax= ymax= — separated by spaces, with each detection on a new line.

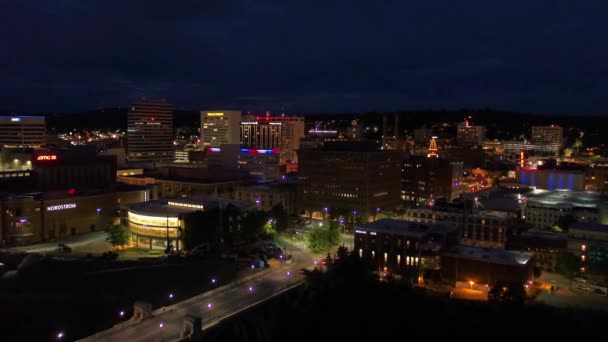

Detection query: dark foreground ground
xmin=0 ymin=256 xmax=239 ymax=341
xmin=205 ymin=256 xmax=608 ymax=342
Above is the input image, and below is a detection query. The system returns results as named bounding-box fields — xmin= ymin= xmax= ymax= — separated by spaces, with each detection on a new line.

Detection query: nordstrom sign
xmin=47 ymin=203 xmax=77 ymax=211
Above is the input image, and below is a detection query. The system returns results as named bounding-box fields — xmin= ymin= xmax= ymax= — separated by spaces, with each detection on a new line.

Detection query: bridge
xmin=78 ymin=245 xmax=314 ymax=342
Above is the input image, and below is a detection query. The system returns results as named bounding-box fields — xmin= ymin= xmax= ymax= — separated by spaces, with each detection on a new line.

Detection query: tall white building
xmin=127 ymin=99 xmax=174 ymax=162
xmin=0 ymin=116 xmax=46 ymax=148
xmin=200 ymin=111 xmax=241 ymax=147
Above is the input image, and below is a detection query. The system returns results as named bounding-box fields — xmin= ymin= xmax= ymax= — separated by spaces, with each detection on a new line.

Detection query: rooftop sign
xmin=36 ymin=155 xmax=58 ymax=161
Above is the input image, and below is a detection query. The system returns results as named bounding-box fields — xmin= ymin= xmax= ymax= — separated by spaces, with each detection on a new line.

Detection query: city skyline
xmin=1 ymin=1 xmax=607 ymax=115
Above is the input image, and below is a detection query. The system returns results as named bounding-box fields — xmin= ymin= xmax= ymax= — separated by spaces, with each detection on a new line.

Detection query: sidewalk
xmin=4 ymin=231 xmax=108 ymax=253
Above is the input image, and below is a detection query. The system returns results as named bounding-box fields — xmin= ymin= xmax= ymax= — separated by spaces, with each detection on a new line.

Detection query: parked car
xmin=594 ymin=288 xmax=607 ymax=296
xmin=57 ymin=244 xmax=72 ymax=254
xmin=576 ymin=285 xmax=591 ymax=293
xmin=573 ymin=277 xmax=587 ymax=283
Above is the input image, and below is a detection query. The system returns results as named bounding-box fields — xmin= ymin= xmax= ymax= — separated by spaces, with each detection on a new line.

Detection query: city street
xmin=536 ymin=271 xmax=608 ymax=311
xmin=79 ymin=243 xmax=317 ymax=342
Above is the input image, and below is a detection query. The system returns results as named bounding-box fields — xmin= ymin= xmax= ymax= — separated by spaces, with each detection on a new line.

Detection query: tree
xmin=556 ymin=214 xmax=577 ymax=233
xmin=241 ymin=210 xmax=268 ymax=240
xmin=556 ymin=251 xmax=580 ymax=290
xmin=533 ymin=266 xmax=542 ymax=279
xmin=105 ymin=224 xmax=129 ymax=248
xmin=488 ymin=281 xmax=525 ymax=305
xmin=270 ymin=204 xmax=289 ymax=233
xmin=183 ymin=210 xmax=219 ymax=251
xmin=305 ymin=221 xmax=342 ymax=253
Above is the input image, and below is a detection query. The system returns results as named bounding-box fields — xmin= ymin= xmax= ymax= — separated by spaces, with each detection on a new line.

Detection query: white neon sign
xmin=47 ymin=203 xmax=77 ymax=211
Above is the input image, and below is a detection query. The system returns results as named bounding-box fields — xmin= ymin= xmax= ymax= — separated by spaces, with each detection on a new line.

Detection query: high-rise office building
xmin=298 ymin=141 xmax=401 ymax=221
xmin=241 ymin=114 xmax=305 ymax=166
xmin=127 ymin=99 xmax=174 ymax=163
xmin=200 ymin=110 xmax=241 ymax=147
xmin=456 ymin=120 xmax=486 ymax=147
xmin=531 ymin=125 xmax=563 ymax=148
xmin=401 ymin=155 xmax=463 ymax=204
xmin=0 ymin=116 xmax=46 ymax=148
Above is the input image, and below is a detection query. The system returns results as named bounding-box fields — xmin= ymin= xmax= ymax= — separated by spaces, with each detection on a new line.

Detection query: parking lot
xmin=536 ymin=271 xmax=608 ymax=311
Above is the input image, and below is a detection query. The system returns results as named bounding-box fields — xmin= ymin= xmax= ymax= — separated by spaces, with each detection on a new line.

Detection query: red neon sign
xmin=36 ymin=155 xmax=58 ymax=161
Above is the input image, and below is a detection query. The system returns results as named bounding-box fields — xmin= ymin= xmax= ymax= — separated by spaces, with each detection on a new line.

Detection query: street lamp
xmin=119 ymin=310 xmax=125 ymax=318
xmin=159 ymin=323 xmax=164 ymax=341
xmin=211 ymin=277 xmax=216 ymax=285
xmin=207 ymin=303 xmax=212 ymax=321
xmin=168 ymin=293 xmax=174 ymax=301
xmin=56 ymin=331 xmax=64 ymax=341
xmin=248 ymin=286 xmax=254 ymax=292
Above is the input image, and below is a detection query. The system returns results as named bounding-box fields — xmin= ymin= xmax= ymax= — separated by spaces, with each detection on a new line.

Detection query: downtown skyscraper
xmin=127 ymin=98 xmax=174 ymax=163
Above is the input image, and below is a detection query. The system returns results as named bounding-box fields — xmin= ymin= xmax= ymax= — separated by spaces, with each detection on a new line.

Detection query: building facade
xmin=517 ymin=169 xmax=585 ymax=191
xmin=440 ymin=245 xmax=534 ymax=286
xmin=404 ymin=205 xmax=514 ymax=249
xmin=0 ymin=116 xmax=46 ymax=148
xmin=531 ymin=125 xmax=563 ymax=148
xmin=200 ymin=111 xmax=241 ymax=147
xmin=507 ymin=230 xmax=567 ymax=272
xmin=127 ymin=99 xmax=174 ymax=162
xmin=0 ymin=187 xmax=150 ymax=246
xmin=32 ymin=150 xmax=116 ymax=191
xmin=567 ymin=222 xmax=608 ymax=274
xmin=234 ymin=184 xmax=296 ymax=215
xmin=456 ymin=121 xmax=486 ymax=147
xmin=298 ymin=141 xmax=401 ymax=221
xmin=354 ymin=219 xmax=457 ymax=277
xmin=401 ymin=155 xmax=463 ymax=204
xmin=127 ymin=197 xmax=250 ymax=250
xmin=237 ymin=148 xmax=280 ymax=183
xmin=240 ymin=115 xmax=305 ymax=166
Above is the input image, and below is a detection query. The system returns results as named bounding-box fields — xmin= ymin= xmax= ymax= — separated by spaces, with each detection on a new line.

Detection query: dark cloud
xmin=0 ymin=0 xmax=607 ymax=114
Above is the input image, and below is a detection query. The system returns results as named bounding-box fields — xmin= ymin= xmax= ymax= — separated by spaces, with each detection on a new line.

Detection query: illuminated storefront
xmin=127 ymin=209 xmax=182 ymax=250
xmin=126 ymin=197 xmax=251 ymax=251
xmin=0 ymin=187 xmax=151 ymax=246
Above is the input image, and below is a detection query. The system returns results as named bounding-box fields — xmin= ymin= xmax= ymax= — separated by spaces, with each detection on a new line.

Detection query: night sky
xmin=1 ymin=1 xmax=607 ymax=115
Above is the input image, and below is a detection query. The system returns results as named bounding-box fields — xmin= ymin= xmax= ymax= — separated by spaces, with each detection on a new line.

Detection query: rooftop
xmin=356 ymin=218 xmax=456 ymax=238
xmin=128 ymin=197 xmax=251 ymax=218
xmin=443 ymin=245 xmax=533 ymax=266
xmin=570 ymin=222 xmax=608 ymax=233
xmin=525 ymin=189 xmax=608 ymax=208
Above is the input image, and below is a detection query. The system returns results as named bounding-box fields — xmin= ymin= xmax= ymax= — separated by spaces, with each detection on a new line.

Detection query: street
xmin=536 ymin=271 xmax=608 ymax=311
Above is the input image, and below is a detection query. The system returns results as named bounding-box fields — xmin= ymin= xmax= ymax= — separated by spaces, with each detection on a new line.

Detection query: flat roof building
xmin=0 ymin=116 xmax=46 ymax=148
xmin=441 ymin=245 xmax=534 ymax=286
xmin=298 ymin=141 xmax=401 ymax=221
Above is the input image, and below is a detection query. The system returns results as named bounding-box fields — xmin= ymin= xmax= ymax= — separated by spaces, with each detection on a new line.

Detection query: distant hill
xmin=9 ymin=108 xmax=200 ymax=131
xmin=2 ymin=107 xmax=606 ymax=145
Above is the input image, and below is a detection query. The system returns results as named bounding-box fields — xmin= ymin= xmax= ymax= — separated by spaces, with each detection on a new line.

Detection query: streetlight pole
xmin=166 ymin=210 xmax=170 ymax=254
